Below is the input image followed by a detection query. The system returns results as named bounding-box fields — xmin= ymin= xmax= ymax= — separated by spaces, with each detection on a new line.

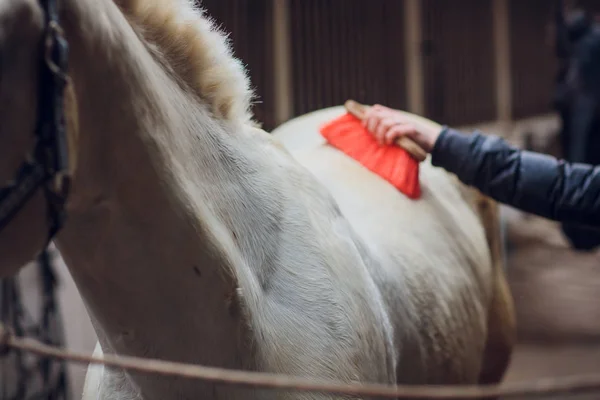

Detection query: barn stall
xmin=2 ymin=1 xmax=600 ymax=399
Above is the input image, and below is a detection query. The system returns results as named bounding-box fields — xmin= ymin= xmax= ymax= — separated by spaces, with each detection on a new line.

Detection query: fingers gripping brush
xmin=319 ymin=100 xmax=426 ymax=199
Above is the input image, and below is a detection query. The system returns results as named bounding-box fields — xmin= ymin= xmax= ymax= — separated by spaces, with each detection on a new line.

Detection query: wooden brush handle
xmin=344 ymin=100 xmax=428 ymax=162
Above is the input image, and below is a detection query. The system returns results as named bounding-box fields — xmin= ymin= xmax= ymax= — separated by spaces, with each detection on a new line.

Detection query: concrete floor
xmin=499 ymin=209 xmax=600 ymax=400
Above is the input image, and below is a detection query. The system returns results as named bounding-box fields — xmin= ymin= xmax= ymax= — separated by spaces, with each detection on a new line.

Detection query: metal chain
xmin=0 ymin=247 xmax=70 ymax=400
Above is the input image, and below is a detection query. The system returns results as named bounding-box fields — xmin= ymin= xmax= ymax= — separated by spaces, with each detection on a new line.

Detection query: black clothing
xmin=429 ymin=4 xmax=600 ymax=249
xmin=555 ymin=21 xmax=600 ymax=164
xmin=554 ymin=17 xmax=600 ymax=249
xmin=431 ymin=127 xmax=600 ymax=229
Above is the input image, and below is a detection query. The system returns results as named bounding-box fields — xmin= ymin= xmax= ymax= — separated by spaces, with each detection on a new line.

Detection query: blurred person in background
xmin=553 ymin=1 xmax=600 ymax=249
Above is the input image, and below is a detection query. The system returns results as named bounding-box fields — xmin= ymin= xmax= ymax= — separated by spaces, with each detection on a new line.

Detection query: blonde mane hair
xmin=115 ymin=0 xmax=255 ymax=124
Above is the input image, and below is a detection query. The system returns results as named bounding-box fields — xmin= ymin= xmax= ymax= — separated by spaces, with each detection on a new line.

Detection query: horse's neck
xmin=56 ymin=0 xmax=260 ymax=396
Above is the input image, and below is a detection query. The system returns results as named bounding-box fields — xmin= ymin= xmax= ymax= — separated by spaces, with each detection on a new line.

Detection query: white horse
xmin=0 ymin=0 xmax=515 ymax=399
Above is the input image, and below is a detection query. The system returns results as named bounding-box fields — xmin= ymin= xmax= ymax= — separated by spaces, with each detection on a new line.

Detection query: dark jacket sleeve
xmin=431 ymin=127 xmax=600 ymax=228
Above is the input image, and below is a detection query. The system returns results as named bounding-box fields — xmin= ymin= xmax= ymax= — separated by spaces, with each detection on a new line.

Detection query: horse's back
xmin=271 ymin=106 xmax=491 ymax=283
xmin=271 ymin=106 xmax=509 ymax=383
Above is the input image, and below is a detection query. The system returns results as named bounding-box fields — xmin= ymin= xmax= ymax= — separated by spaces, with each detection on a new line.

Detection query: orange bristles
xmin=319 ymin=112 xmax=421 ymax=199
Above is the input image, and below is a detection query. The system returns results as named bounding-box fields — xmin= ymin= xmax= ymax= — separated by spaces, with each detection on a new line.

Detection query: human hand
xmin=362 ymin=104 xmax=443 ymax=153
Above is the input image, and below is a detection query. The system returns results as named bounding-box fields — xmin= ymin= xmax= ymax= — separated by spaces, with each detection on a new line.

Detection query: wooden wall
xmin=288 ymin=0 xmax=407 ymax=116
xmin=508 ymin=0 xmax=556 ymax=119
xmin=422 ymin=0 xmax=497 ymax=126
xmin=200 ymin=0 xmax=277 ymax=130
xmin=200 ymin=0 xmax=566 ymax=129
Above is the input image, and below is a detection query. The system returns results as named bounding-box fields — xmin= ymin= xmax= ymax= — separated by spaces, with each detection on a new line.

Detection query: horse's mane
xmin=116 ymin=0 xmax=254 ymax=124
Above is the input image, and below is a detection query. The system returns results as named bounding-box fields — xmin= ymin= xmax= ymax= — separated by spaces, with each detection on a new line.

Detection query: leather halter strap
xmin=0 ymin=0 xmax=71 ymax=248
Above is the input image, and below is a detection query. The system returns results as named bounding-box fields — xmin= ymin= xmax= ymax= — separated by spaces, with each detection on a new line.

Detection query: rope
xmin=1 ymin=323 xmax=600 ymax=399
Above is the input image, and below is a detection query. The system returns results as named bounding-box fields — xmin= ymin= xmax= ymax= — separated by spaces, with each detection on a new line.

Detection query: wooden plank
xmin=288 ymin=0 xmax=407 ymax=118
xmin=200 ymin=0 xmax=277 ymax=130
xmin=422 ymin=0 xmax=497 ymax=126
xmin=508 ymin=0 xmax=556 ymax=119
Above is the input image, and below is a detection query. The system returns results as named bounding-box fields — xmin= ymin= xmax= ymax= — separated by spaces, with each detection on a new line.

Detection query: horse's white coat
xmin=80 ymin=102 xmax=495 ymax=399
xmin=0 ymin=1 xmax=502 ymax=399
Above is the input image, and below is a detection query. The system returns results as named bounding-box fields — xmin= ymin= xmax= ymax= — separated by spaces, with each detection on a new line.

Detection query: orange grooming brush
xmin=319 ymin=100 xmax=426 ymax=199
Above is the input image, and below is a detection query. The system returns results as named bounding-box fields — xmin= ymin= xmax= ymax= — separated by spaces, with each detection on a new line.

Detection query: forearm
xmin=431 ymin=128 xmax=600 ymax=227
